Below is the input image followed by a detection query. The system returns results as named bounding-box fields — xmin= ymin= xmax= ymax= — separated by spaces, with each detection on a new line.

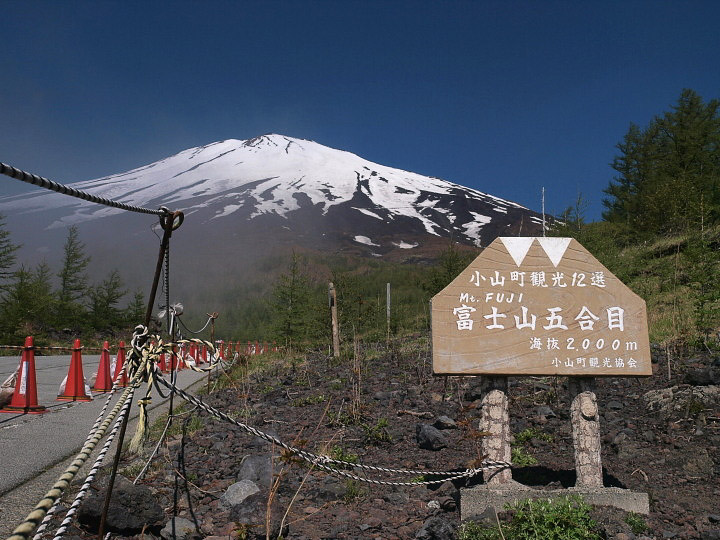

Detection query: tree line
xmin=0 ymin=222 xmax=144 ymax=344
xmin=267 ymin=245 xmax=476 ymax=350
xmin=554 ymin=88 xmax=720 ymax=348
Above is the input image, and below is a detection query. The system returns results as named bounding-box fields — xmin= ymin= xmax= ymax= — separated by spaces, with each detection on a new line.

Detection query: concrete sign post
xmin=431 ymin=237 xmax=651 ymax=515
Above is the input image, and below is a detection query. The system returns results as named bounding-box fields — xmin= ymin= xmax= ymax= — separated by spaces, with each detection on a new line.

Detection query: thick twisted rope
xmin=126 ymin=333 xmax=226 ymax=453
xmin=154 ymin=373 xmax=511 ymax=486
xmin=31 ymin=372 xmax=127 ymax=540
xmin=6 ymin=381 xmax=139 ymax=540
xmin=50 ymin=388 xmax=136 ymax=540
xmin=0 ymin=162 xmax=166 ymax=216
xmin=7 ymin=352 xmax=151 ymax=540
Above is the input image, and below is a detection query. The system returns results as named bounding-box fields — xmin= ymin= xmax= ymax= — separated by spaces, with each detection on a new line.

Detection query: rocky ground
xmin=39 ymin=337 xmax=719 ymax=539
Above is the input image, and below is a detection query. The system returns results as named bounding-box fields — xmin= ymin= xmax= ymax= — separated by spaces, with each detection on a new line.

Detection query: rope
xmin=125 ymin=333 xmax=226 ymax=453
xmin=6 ymin=382 xmax=138 ymax=540
xmin=31 ymin=375 xmax=126 ymax=540
xmin=154 ymin=374 xmax=511 ymax=486
xmin=50 ymin=388 xmax=136 ymax=540
xmin=0 ymin=345 xmax=109 ymax=352
xmin=177 ymin=315 xmax=213 ymax=335
xmin=0 ymin=163 xmax=166 ymax=216
xmin=7 ymin=359 xmax=148 ymax=540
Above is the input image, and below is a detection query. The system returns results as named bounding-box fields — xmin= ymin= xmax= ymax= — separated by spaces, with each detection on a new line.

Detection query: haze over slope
xmin=1 ymin=134 xmax=544 ymax=318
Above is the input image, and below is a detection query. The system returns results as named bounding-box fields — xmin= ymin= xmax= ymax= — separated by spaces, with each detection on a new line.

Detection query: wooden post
xmin=386 ymin=282 xmax=391 ymax=344
xmin=479 ymin=375 xmax=513 ymax=484
xmin=328 ymin=282 xmax=340 ymax=358
xmin=569 ymin=376 xmax=603 ymax=487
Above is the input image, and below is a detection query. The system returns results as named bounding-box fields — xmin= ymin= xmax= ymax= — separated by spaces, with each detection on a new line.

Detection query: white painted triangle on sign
xmin=499 ymin=237 xmax=535 ymax=267
xmin=537 ymin=237 xmax=572 ymax=267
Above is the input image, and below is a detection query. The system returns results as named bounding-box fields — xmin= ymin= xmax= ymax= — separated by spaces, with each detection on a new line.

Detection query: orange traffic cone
xmin=170 ymin=345 xmax=178 ymax=371
xmin=218 ymin=341 xmax=224 ymax=360
xmin=0 ymin=336 xmax=46 ymax=414
xmin=158 ymin=349 xmax=168 ymax=373
xmin=58 ymin=339 xmax=92 ymax=402
xmin=92 ymin=341 xmax=113 ymax=392
xmin=113 ymin=341 xmax=128 ymax=388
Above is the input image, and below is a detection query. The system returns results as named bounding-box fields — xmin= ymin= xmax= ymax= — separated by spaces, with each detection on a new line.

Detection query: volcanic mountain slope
xmin=1 ymin=134 xmax=545 ymax=313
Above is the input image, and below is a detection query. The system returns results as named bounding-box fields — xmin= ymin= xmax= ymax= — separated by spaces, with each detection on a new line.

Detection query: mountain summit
xmin=2 ymin=134 xmax=543 ymax=254
xmin=1 ymin=135 xmax=545 ymax=316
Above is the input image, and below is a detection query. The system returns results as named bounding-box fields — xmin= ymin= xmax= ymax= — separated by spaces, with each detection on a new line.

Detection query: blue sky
xmin=2 ymin=0 xmax=719 ymax=220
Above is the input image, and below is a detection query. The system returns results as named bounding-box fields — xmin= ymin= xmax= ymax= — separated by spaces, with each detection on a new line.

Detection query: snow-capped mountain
xmin=1 ymin=134 xmax=543 ymax=251
xmin=1 ymin=134 xmax=545 ymax=314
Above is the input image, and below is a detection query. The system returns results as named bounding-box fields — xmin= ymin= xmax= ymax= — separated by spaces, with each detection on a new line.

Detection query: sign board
xmin=432 ymin=237 xmax=651 ymax=376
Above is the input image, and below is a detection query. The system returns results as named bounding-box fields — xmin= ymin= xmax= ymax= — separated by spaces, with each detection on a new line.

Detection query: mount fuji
xmin=1 ymin=134 xmax=545 ymax=312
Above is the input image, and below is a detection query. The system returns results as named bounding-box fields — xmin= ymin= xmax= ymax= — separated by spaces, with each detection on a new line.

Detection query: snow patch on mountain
xmin=393 ymin=241 xmax=418 ymax=249
xmin=0 ymin=133 xmax=537 ymax=246
xmin=354 ymin=235 xmax=379 ymax=246
xmin=462 ymin=212 xmax=493 ymax=246
xmin=352 ymin=207 xmax=384 ymax=220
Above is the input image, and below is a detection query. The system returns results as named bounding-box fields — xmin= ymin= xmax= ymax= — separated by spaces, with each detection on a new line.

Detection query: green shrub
xmin=514 ymin=427 xmax=553 ymax=444
xmin=457 ymin=521 xmax=502 ymax=540
xmin=343 ymin=479 xmax=366 ymax=502
xmin=625 ymin=512 xmax=649 ymax=535
xmin=291 ymin=394 xmax=326 ymax=407
xmin=361 ymin=418 xmax=392 ymax=444
xmin=511 ymin=446 xmax=538 ymax=466
xmin=327 ymin=446 xmax=359 ymax=470
xmin=460 ymin=496 xmax=600 ymax=539
xmin=505 ymin=495 xmax=599 ymax=539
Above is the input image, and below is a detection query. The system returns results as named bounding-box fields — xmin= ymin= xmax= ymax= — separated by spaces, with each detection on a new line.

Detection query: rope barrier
xmin=31 ymin=372 xmax=127 ymax=540
xmin=0 ymin=162 xmax=167 ymax=216
xmin=177 ymin=315 xmax=214 ymax=335
xmin=51 ymin=388 xmax=136 ymax=540
xmin=7 ymin=360 xmax=148 ymax=540
xmin=154 ymin=373 xmax=511 ymax=487
xmin=7 ymin=384 xmax=136 ymax=540
xmin=0 ymin=345 xmax=109 ymax=352
xmin=124 ymin=333 xmax=225 ymax=454
xmin=8 ymin=325 xmax=506 ymax=539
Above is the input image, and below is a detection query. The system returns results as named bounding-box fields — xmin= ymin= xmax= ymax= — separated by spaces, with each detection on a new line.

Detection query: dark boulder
xmin=77 ymin=476 xmax=164 ymax=535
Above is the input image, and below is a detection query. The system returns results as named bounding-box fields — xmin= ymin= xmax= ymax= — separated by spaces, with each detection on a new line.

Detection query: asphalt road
xmin=0 ymin=353 xmax=210 ymax=535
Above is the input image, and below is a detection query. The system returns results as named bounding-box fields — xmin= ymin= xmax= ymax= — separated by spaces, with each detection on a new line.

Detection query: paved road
xmin=0 ymin=353 xmax=210 ymax=535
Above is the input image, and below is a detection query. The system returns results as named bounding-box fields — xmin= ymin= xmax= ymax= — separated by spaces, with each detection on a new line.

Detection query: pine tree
xmin=424 ymin=241 xmax=475 ymax=297
xmin=124 ymin=289 xmax=146 ymax=326
xmin=603 ymin=89 xmax=720 ymax=237
xmin=88 ymin=270 xmax=127 ymax=330
xmin=270 ymin=252 xmax=312 ymax=348
xmin=31 ymin=262 xmax=55 ymax=331
xmin=0 ymin=266 xmax=33 ymax=340
xmin=56 ymin=226 xmax=90 ymax=329
xmin=0 ymin=213 xmax=20 ymax=291
xmin=684 ymin=218 xmax=720 ymax=346
xmin=0 ymin=263 xmax=54 ymax=340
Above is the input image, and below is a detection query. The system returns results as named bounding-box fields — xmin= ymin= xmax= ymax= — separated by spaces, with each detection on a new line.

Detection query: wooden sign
xmin=432 ymin=237 xmax=651 ymax=376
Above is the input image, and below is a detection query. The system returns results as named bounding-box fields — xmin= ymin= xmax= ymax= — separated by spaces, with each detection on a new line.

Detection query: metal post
xmin=98 ymin=210 xmax=183 ymax=539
